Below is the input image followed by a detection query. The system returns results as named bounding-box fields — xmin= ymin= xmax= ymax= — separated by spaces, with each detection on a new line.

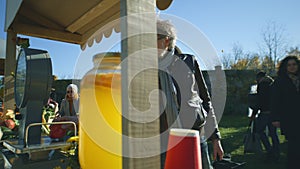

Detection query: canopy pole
xmin=3 ymin=30 xmax=17 ymax=113
xmin=121 ymin=0 xmax=160 ymax=168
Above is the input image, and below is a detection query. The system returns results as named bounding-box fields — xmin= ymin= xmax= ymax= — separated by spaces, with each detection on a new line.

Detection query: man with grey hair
xmin=157 ymin=19 xmax=224 ymax=169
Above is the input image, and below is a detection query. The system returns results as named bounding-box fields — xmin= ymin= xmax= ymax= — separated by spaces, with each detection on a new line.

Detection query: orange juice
xmin=79 ymin=54 xmax=122 ymax=169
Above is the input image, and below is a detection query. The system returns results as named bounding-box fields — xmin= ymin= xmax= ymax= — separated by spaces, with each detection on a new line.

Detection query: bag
xmin=243 ymin=120 xmax=262 ymax=154
xmin=213 ymin=159 xmax=246 ymax=169
xmin=49 ymin=124 xmax=66 ymax=139
xmin=49 ymin=117 xmax=67 ymax=139
xmin=213 ymin=154 xmax=246 ymax=169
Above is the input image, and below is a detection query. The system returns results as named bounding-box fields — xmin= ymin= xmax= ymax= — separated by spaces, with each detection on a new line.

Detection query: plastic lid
xmin=169 ymin=128 xmax=199 ymax=137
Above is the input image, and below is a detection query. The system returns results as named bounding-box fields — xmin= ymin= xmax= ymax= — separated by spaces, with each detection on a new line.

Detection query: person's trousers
xmin=201 ymin=139 xmax=213 ymax=169
xmin=256 ymin=113 xmax=280 ymax=154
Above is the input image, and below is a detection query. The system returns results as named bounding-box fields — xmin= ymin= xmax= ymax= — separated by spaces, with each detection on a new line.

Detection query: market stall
xmin=3 ymin=0 xmax=173 ymax=168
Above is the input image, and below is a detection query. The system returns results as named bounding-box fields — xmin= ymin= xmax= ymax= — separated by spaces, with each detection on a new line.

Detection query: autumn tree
xmin=231 ymin=54 xmax=261 ymax=70
xmin=221 ymin=43 xmax=263 ymax=70
xmin=247 ymin=55 xmax=261 ymax=70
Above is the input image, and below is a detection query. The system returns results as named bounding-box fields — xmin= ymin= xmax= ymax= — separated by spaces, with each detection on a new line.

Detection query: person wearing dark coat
xmin=251 ymin=71 xmax=280 ymax=161
xmin=271 ymin=55 xmax=300 ymax=169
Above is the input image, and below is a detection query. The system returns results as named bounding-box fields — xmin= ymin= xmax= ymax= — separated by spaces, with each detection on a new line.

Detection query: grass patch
xmin=214 ymin=114 xmax=287 ymax=169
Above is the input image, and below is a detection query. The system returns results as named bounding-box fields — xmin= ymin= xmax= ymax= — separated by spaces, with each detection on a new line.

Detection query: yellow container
xmin=79 ymin=52 xmax=122 ymax=169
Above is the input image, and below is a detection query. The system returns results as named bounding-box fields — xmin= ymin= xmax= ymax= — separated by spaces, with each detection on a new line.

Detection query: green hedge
xmin=54 ymin=70 xmax=259 ymax=115
xmin=223 ymin=70 xmax=257 ymax=115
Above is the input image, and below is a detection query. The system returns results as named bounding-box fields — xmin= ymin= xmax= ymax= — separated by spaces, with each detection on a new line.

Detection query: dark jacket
xmin=192 ymin=55 xmax=221 ymax=140
xmin=271 ymin=75 xmax=300 ymax=139
xmin=257 ymin=76 xmax=273 ymax=112
xmin=159 ymin=52 xmax=220 ymax=140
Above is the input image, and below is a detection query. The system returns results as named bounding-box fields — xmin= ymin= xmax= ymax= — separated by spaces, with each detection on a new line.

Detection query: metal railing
xmin=24 ymin=121 xmax=77 ymax=148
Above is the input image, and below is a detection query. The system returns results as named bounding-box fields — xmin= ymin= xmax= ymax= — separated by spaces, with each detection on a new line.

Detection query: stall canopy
xmin=5 ymin=0 xmax=173 ymax=48
xmin=3 ymin=0 xmax=173 ymax=104
xmin=3 ymin=0 xmax=173 ymax=109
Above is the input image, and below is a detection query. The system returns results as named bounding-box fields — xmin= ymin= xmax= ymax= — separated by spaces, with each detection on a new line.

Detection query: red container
xmin=164 ymin=128 xmax=202 ymax=169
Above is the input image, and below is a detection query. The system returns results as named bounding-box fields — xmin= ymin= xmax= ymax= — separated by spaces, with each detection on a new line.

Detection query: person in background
xmin=157 ymin=19 xmax=224 ymax=169
xmin=57 ymin=84 xmax=79 ymax=127
xmin=271 ymin=55 xmax=300 ymax=169
xmin=47 ymin=88 xmax=59 ymax=114
xmin=59 ymin=84 xmax=79 ymax=116
xmin=250 ymin=71 xmax=280 ymax=161
xmin=49 ymin=84 xmax=79 ymax=140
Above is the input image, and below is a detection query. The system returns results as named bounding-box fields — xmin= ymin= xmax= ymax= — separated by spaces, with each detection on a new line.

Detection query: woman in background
xmin=59 ymin=83 xmax=80 ymax=118
xmin=57 ymin=83 xmax=79 ymax=125
xmin=271 ymin=55 xmax=300 ymax=169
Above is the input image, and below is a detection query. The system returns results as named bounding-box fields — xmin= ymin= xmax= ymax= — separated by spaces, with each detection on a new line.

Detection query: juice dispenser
xmin=79 ymin=52 xmax=122 ymax=169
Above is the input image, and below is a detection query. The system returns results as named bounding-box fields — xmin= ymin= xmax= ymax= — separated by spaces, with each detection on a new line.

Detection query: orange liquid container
xmin=79 ymin=53 xmax=122 ymax=169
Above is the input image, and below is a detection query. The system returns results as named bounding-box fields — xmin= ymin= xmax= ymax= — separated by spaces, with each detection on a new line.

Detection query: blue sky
xmin=1 ymin=0 xmax=300 ymax=79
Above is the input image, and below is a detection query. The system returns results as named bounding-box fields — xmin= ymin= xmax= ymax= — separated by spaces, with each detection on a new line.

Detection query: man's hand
xmin=212 ymin=139 xmax=224 ymax=161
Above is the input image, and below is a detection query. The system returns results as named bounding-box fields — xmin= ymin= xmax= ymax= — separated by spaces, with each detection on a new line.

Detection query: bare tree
xmin=260 ymin=21 xmax=288 ymax=70
xmin=232 ymin=42 xmax=244 ymax=63
xmin=220 ymin=50 xmax=232 ymax=69
xmin=220 ymin=43 xmax=245 ymax=69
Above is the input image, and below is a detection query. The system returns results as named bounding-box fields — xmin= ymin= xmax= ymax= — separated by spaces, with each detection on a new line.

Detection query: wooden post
xmin=121 ymin=0 xmax=160 ymax=168
xmin=3 ymin=30 xmax=17 ymax=113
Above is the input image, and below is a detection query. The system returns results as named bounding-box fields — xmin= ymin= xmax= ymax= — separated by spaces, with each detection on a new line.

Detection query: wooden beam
xmin=18 ymin=4 xmax=64 ymax=31
xmin=76 ymin=0 xmax=120 ymax=35
xmin=66 ymin=0 xmax=119 ymax=33
xmin=81 ymin=11 xmax=120 ymax=45
xmin=0 ymin=59 xmax=4 ymax=75
xmin=11 ymin=23 xmax=82 ymax=44
xmin=3 ymin=31 xmax=16 ymax=112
